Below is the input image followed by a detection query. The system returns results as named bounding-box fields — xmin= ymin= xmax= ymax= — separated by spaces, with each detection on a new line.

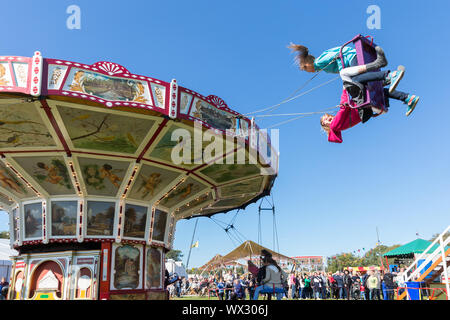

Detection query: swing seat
xmin=340 ymin=34 xmax=387 ymax=115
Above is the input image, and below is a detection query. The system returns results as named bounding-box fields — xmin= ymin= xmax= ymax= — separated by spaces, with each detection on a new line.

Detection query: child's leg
xmin=351 ymin=70 xmax=390 ymax=85
xmin=339 ymin=46 xmax=388 ymax=82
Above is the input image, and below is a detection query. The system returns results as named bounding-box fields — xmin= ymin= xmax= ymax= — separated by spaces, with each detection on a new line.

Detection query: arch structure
xmin=0 ymin=52 xmax=278 ymax=299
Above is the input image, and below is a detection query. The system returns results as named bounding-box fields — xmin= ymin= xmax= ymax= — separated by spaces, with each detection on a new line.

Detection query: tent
xmin=220 ymin=240 xmax=295 ymax=264
xmin=199 ymin=254 xmax=226 ymax=271
xmin=383 ymin=239 xmax=443 ymax=258
xmin=165 ymin=259 xmax=188 ymax=278
xmin=0 ymin=239 xmax=18 ymax=281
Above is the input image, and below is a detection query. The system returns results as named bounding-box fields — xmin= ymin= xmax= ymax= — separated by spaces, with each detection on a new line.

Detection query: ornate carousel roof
xmin=0 ymin=51 xmax=278 ymax=222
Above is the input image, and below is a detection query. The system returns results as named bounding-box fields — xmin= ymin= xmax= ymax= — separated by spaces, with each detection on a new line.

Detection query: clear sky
xmin=1 ymin=0 xmax=449 ymax=268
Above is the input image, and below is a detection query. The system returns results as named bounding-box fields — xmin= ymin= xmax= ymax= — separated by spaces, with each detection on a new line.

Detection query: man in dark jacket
xmin=382 ymin=271 xmax=395 ymax=300
xmin=333 ymin=272 xmax=344 ymax=299
xmin=343 ymin=270 xmax=353 ymax=300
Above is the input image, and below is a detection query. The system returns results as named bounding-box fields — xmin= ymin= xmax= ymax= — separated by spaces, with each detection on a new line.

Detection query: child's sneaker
xmin=405 ymin=95 xmax=420 ymax=116
xmin=388 ymin=65 xmax=405 ymax=93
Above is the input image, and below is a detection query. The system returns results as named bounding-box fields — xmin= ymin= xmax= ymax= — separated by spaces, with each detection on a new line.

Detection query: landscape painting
xmin=51 ymin=201 xmax=78 ymax=237
xmin=200 ymin=163 xmax=260 ymax=184
xmin=24 ymin=202 xmax=42 ymax=239
xmin=123 ymin=204 xmax=148 ymax=239
xmin=86 ymin=201 xmax=116 ymax=236
xmin=219 ymin=176 xmax=263 ymax=198
xmin=152 ymin=209 xmax=167 ymax=242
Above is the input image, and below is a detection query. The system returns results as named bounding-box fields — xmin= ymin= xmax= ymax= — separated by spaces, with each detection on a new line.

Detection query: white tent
xmin=0 ymin=239 xmax=18 ymax=281
xmin=165 ymin=259 xmax=188 ymax=278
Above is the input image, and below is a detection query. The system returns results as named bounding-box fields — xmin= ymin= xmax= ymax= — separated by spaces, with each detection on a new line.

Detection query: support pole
xmin=185 ymin=219 xmax=199 ymax=272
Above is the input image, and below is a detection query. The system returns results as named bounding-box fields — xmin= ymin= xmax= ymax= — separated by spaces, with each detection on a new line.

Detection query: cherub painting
xmin=137 ymin=172 xmax=161 ymax=198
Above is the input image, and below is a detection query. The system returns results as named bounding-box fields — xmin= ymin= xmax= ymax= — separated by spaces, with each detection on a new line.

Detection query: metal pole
xmin=185 ymin=219 xmax=199 ymax=271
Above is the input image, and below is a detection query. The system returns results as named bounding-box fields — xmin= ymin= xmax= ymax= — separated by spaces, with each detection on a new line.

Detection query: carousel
xmin=0 ymin=52 xmax=277 ymax=300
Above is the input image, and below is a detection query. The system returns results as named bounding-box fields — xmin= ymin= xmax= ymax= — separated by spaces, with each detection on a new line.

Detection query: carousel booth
xmin=0 ymin=52 xmax=277 ymax=299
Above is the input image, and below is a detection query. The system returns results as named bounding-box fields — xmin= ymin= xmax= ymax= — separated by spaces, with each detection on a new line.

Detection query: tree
xmin=166 ymin=249 xmax=183 ymax=261
xmin=0 ymin=231 xmax=9 ymax=239
xmin=429 ymin=232 xmax=450 ymax=243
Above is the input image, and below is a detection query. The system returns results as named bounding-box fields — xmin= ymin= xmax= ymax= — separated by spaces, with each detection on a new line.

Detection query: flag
xmin=191 ymin=241 xmax=199 ymax=248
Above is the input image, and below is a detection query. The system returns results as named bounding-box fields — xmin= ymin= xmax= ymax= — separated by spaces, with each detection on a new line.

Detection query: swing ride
xmin=0 ymin=52 xmax=278 ymax=300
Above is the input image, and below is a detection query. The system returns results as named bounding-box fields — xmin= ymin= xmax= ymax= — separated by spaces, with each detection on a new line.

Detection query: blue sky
xmin=1 ymin=0 xmax=449 ymax=268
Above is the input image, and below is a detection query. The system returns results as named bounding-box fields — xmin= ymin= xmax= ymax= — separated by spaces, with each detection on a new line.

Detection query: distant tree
xmin=429 ymin=232 xmax=450 ymax=243
xmin=166 ymin=249 xmax=184 ymax=261
xmin=0 ymin=231 xmax=9 ymax=239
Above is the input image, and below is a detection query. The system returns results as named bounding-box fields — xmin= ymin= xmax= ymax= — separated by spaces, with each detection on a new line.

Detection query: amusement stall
xmin=0 ymin=52 xmax=277 ymax=299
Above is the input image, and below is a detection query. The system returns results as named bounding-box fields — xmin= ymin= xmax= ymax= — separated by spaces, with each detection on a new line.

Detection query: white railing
xmin=401 ymin=225 xmax=450 ymax=300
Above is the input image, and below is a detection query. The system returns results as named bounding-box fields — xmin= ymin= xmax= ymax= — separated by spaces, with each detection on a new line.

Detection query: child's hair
xmin=320 ymin=113 xmax=333 ymax=134
xmin=287 ymin=43 xmax=316 ymax=68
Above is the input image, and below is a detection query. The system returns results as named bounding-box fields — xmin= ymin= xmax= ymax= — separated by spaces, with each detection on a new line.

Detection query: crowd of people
xmin=167 ymin=250 xmax=410 ymax=301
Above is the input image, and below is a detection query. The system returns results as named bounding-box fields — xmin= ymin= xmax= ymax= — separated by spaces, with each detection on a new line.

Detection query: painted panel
xmin=190 ymin=98 xmax=237 ymax=131
xmin=0 ymin=191 xmax=14 ymax=206
xmin=159 ymin=177 xmax=208 ymax=209
xmin=123 ymin=204 xmax=148 ymax=239
xmin=12 ymin=63 xmax=29 ymax=88
xmin=112 ymin=244 xmax=141 ymax=290
xmin=146 ymin=247 xmax=161 ymax=288
xmin=63 ymin=68 xmax=151 ymax=104
xmin=127 ymin=164 xmax=180 ymax=202
xmin=24 ymin=202 xmax=42 ymax=239
xmin=0 ymin=162 xmax=34 ymax=198
xmin=211 ymin=194 xmax=256 ymax=208
xmin=57 ymin=105 xmax=156 ymax=154
xmin=150 ymin=83 xmax=165 ymax=109
xmin=0 ymin=63 xmax=13 ymax=86
xmin=219 ymin=176 xmax=264 ymax=198
xmin=0 ymin=102 xmax=56 ymax=149
xmin=176 ymin=192 xmax=213 ymax=214
xmin=50 ymin=201 xmax=78 ymax=237
xmin=152 ymin=209 xmax=167 ymax=242
xmin=179 ymin=92 xmax=193 ymax=114
xmin=86 ymin=201 xmax=115 ymax=237
xmin=78 ymin=157 xmax=129 ymax=197
xmin=200 ymin=163 xmax=260 ymax=184
xmin=47 ymin=65 xmax=68 ymax=90
xmin=13 ymin=156 xmax=75 ymax=195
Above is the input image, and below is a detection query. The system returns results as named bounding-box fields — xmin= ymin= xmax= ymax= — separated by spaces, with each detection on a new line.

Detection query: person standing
xmin=343 ymin=270 xmax=353 ymax=300
xmin=367 ymin=271 xmax=379 ymax=300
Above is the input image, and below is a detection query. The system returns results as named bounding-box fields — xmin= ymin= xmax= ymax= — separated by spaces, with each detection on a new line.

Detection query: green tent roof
xmin=383 ymin=238 xmax=441 ymax=257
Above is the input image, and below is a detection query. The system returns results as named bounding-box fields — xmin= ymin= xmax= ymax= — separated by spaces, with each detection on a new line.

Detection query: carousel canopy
xmin=220 ymin=240 xmax=295 ymax=264
xmin=383 ymin=238 xmax=445 ymax=257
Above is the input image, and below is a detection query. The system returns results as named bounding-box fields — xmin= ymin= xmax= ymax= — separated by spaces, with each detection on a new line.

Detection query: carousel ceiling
xmin=0 ymin=52 xmax=278 ymax=220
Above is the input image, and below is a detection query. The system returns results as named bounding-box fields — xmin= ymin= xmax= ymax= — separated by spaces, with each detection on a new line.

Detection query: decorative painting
xmin=150 ymin=83 xmax=166 ymax=109
xmin=13 ymin=156 xmax=74 ymax=196
xmin=152 ymin=209 xmax=167 ymax=242
xmin=123 ymin=204 xmax=148 ymax=239
xmin=159 ymin=177 xmax=208 ymax=209
xmin=190 ymin=98 xmax=236 ymax=131
xmin=127 ymin=164 xmax=180 ymax=202
xmin=200 ymin=163 xmax=260 ymax=184
xmin=86 ymin=201 xmax=115 ymax=236
xmin=211 ymin=194 xmax=256 ymax=208
xmin=57 ymin=105 xmax=156 ymax=154
xmin=0 ymin=63 xmax=12 ymax=86
xmin=0 ymin=191 xmax=14 ymax=207
xmin=12 ymin=63 xmax=29 ymax=88
xmin=0 ymin=161 xmax=33 ymax=199
xmin=219 ymin=176 xmax=264 ymax=198
xmin=51 ymin=201 xmax=78 ymax=237
xmin=179 ymin=92 xmax=193 ymax=114
xmin=0 ymin=102 xmax=56 ymax=149
xmin=47 ymin=65 xmax=68 ymax=90
xmin=146 ymin=247 xmax=161 ymax=288
xmin=63 ymin=68 xmax=151 ymax=104
xmin=113 ymin=244 xmax=141 ymax=290
xmin=176 ymin=192 xmax=213 ymax=214
xmin=24 ymin=202 xmax=42 ymax=239
xmin=78 ymin=157 xmax=129 ymax=197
